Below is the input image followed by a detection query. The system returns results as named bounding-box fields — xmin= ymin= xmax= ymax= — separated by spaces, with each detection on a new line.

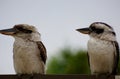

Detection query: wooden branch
xmin=0 ymin=74 xmax=116 ymax=79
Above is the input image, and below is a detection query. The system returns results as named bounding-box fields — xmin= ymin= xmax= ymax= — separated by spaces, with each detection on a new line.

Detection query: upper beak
xmin=76 ymin=27 xmax=90 ymax=34
xmin=0 ymin=28 xmax=17 ymax=35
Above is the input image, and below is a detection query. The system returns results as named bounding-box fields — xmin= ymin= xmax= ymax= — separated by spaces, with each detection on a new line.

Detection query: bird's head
xmin=76 ymin=22 xmax=116 ymax=41
xmin=0 ymin=24 xmax=41 ymax=41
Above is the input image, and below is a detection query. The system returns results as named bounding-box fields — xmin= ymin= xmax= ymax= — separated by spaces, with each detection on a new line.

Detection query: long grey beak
xmin=76 ymin=27 xmax=90 ymax=34
xmin=0 ymin=28 xmax=17 ymax=35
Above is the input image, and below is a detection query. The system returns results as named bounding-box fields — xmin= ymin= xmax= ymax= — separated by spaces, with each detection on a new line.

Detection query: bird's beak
xmin=76 ymin=27 xmax=90 ymax=34
xmin=0 ymin=28 xmax=17 ymax=35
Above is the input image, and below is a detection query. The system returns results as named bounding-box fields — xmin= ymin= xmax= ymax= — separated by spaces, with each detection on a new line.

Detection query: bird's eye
xmin=95 ymin=29 xmax=104 ymax=34
xmin=16 ymin=27 xmax=32 ymax=33
xmin=90 ymin=27 xmax=96 ymax=31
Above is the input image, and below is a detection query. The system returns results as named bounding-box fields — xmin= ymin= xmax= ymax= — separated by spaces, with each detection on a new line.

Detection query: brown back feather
xmin=36 ymin=41 xmax=47 ymax=64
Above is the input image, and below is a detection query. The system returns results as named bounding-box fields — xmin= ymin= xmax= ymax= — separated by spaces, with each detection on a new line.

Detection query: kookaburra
xmin=0 ymin=24 xmax=47 ymax=74
xmin=76 ymin=22 xmax=119 ymax=75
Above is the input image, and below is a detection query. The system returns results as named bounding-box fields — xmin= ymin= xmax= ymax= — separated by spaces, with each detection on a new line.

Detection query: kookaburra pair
xmin=77 ymin=22 xmax=119 ymax=75
xmin=0 ymin=22 xmax=119 ymax=76
xmin=0 ymin=24 xmax=47 ymax=74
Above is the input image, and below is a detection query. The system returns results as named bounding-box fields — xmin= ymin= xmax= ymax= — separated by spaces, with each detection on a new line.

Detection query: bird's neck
xmin=14 ymin=36 xmax=41 ymax=44
xmin=90 ymin=34 xmax=116 ymax=42
xmin=14 ymin=33 xmax=41 ymax=42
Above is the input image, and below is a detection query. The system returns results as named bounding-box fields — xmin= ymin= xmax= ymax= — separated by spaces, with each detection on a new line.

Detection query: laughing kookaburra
xmin=76 ymin=22 xmax=119 ymax=75
xmin=0 ymin=24 xmax=47 ymax=74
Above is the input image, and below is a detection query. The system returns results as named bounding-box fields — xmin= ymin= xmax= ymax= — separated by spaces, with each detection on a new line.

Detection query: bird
xmin=76 ymin=22 xmax=119 ymax=76
xmin=0 ymin=24 xmax=47 ymax=75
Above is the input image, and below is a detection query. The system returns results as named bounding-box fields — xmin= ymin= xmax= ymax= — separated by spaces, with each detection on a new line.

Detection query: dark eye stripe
xmin=90 ymin=27 xmax=104 ymax=34
xmin=16 ymin=27 xmax=32 ymax=33
xmin=95 ymin=29 xmax=104 ymax=34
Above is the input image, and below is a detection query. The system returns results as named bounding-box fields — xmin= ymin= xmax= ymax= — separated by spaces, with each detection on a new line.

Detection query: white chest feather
xmin=88 ymin=38 xmax=115 ymax=74
xmin=13 ymin=38 xmax=45 ymax=74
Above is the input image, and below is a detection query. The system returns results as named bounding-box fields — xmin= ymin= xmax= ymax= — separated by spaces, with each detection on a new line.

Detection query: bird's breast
xmin=88 ymin=38 xmax=115 ymax=74
xmin=13 ymin=39 xmax=45 ymax=74
xmin=13 ymin=40 xmax=39 ymax=57
xmin=88 ymin=38 xmax=114 ymax=55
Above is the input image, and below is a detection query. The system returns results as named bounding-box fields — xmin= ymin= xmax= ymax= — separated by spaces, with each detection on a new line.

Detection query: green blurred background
xmin=46 ymin=47 xmax=120 ymax=74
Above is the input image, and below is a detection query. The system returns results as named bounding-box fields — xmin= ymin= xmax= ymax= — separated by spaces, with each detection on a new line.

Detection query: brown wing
xmin=112 ymin=41 xmax=119 ymax=75
xmin=36 ymin=41 xmax=47 ymax=64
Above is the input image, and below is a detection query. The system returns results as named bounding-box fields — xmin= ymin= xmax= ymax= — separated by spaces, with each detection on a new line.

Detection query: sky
xmin=0 ymin=0 xmax=120 ymax=74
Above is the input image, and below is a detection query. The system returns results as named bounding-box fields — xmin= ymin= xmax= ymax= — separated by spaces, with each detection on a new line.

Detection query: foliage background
xmin=46 ymin=48 xmax=120 ymax=74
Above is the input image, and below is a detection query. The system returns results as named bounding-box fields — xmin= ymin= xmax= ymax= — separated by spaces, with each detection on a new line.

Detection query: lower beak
xmin=76 ymin=27 xmax=90 ymax=34
xmin=0 ymin=28 xmax=16 ymax=35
